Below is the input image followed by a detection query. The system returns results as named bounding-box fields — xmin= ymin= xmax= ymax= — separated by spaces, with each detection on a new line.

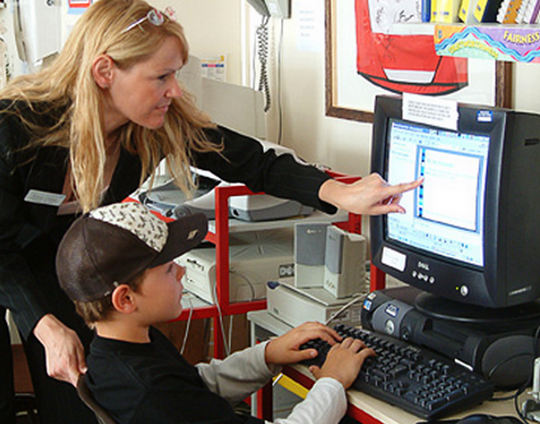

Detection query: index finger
xmin=384 ymin=177 xmax=423 ymax=197
xmin=297 ymin=323 xmax=342 ymax=346
xmin=313 ymin=325 xmax=343 ymax=346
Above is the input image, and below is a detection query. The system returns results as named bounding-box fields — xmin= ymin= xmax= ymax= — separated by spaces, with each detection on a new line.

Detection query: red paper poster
xmin=355 ymin=0 xmax=469 ymax=95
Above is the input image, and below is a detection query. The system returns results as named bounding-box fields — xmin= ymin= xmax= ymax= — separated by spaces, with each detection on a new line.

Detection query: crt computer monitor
xmin=370 ymin=95 xmax=540 ymax=316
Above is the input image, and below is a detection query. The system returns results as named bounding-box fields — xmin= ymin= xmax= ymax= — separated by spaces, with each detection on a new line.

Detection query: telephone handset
xmin=247 ymin=0 xmax=270 ymax=16
xmin=247 ymin=0 xmax=290 ymax=19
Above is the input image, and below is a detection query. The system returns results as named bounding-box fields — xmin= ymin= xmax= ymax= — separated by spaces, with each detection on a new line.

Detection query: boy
xmin=56 ymin=202 xmax=375 ymax=424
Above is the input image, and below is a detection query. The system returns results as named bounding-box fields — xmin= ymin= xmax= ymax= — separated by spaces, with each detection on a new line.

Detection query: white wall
xmin=151 ymin=0 xmax=245 ymax=86
xmin=268 ymin=10 xmax=373 ymax=177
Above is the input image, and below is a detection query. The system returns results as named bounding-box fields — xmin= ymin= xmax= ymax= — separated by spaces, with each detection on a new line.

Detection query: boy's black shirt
xmin=87 ymin=327 xmax=265 ymax=424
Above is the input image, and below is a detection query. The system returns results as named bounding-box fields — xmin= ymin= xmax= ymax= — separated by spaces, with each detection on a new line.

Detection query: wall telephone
xmin=13 ymin=0 xmax=61 ymax=71
xmin=246 ymin=0 xmax=290 ymax=113
xmin=247 ymin=0 xmax=290 ymax=19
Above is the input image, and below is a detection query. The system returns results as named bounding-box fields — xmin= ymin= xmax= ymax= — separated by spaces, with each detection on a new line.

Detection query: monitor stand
xmin=414 ymin=291 xmax=540 ymax=328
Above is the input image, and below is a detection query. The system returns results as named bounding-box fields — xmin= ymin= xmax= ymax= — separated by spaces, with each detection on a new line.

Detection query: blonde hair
xmin=0 ymin=0 xmax=220 ymax=212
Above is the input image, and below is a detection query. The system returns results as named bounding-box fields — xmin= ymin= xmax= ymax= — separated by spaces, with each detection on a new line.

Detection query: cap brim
xmin=147 ymin=212 xmax=208 ymax=268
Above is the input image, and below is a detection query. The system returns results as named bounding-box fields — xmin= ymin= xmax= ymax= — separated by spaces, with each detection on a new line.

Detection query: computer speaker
xmin=481 ymin=334 xmax=539 ymax=389
xmin=294 ymin=222 xmax=329 ymax=288
xmin=323 ymin=226 xmax=367 ymax=299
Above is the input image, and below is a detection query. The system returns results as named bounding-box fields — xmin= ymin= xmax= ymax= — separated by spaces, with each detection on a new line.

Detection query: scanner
xmin=139 ymin=168 xmax=314 ymax=222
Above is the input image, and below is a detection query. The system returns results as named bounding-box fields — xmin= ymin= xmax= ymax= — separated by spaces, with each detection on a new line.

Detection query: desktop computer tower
xmin=361 ymin=286 xmax=540 ymax=389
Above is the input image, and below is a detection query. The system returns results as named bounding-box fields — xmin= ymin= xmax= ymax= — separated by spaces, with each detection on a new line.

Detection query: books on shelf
xmin=435 ymin=0 xmax=510 ymax=22
xmin=496 ymin=0 xmax=524 ymax=22
xmin=532 ymin=0 xmax=540 ymax=22
xmin=512 ymin=0 xmax=540 ymax=23
xmin=382 ymin=0 xmax=540 ymax=23
xmin=431 ymin=0 xmax=461 ymax=21
xmin=459 ymin=0 xmax=478 ymax=22
xmin=473 ymin=0 xmax=504 ymax=21
xmin=422 ymin=0 xmax=432 ymax=21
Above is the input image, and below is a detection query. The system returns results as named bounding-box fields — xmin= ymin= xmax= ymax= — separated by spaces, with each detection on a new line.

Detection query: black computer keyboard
xmin=301 ymin=323 xmax=495 ymax=420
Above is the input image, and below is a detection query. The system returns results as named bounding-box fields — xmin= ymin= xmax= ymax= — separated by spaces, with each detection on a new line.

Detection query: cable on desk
xmin=324 ymin=294 xmax=365 ymax=326
xmin=212 ymin=281 xmax=231 ymax=357
xmin=180 ymin=294 xmax=194 ymax=355
xmin=229 ymin=270 xmax=256 ymax=302
xmin=228 ymin=315 xmax=234 ymax=354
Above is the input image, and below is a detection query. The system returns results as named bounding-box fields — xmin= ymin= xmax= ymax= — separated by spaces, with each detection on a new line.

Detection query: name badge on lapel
xmin=24 ymin=190 xmax=66 ymax=207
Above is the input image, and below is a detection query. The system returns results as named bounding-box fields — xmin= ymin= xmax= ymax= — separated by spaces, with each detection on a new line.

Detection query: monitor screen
xmin=385 ymin=119 xmax=489 ymax=268
xmin=370 ymin=95 xmax=540 ymax=309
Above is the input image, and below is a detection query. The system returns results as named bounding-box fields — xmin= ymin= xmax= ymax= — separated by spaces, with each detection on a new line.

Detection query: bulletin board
xmin=325 ymin=0 xmax=513 ymax=123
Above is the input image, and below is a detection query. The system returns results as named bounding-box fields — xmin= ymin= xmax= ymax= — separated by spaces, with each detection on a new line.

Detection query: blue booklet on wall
xmin=473 ymin=0 xmax=504 ymax=21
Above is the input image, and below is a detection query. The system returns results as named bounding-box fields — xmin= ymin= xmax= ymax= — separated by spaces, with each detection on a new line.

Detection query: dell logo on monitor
xmin=418 ymin=261 xmax=430 ymax=271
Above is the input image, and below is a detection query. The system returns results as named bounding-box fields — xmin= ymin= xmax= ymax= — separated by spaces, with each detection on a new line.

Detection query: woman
xmin=0 ymin=0 xmax=420 ymax=422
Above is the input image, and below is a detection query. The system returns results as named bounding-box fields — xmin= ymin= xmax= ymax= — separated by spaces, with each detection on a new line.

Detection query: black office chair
xmin=76 ymin=375 xmax=118 ymax=424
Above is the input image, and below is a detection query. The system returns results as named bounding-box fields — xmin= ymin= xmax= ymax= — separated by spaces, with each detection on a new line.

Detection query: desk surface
xmin=247 ymin=310 xmax=527 ymax=424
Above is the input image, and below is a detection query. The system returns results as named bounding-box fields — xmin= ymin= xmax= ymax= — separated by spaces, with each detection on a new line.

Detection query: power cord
xmin=180 ymin=294 xmax=194 ymax=355
xmin=324 ymin=295 xmax=365 ymax=326
xmin=229 ymin=270 xmax=256 ymax=302
xmin=276 ymin=18 xmax=284 ymax=145
xmin=212 ymin=280 xmax=232 ymax=357
xmin=255 ymin=15 xmax=271 ymax=112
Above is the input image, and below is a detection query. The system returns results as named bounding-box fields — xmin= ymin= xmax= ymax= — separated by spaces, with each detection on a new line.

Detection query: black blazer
xmin=0 ymin=104 xmax=142 ymax=336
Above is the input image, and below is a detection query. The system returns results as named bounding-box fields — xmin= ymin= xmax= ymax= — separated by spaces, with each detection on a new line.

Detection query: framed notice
xmin=325 ymin=0 xmax=513 ymax=123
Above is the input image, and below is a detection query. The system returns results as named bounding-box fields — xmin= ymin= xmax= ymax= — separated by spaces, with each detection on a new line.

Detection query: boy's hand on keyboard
xmin=265 ymin=322 xmax=343 ymax=365
xmin=309 ymin=337 xmax=376 ymax=389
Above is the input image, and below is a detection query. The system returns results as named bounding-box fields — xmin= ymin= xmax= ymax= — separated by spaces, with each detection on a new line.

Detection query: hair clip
xmin=122 ymin=7 xmax=176 ymax=34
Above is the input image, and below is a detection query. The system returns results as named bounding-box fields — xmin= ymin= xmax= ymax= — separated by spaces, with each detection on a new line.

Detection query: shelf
xmin=434 ymin=23 xmax=540 ymax=63
xmin=206 ymin=209 xmax=349 ymax=234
